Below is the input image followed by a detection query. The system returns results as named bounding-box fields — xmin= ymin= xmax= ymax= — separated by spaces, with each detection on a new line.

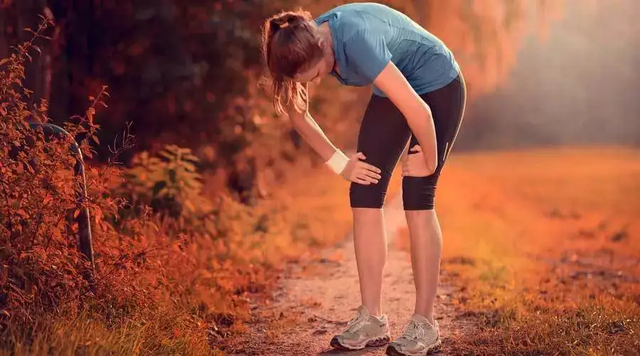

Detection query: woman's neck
xmin=319 ymin=22 xmax=338 ymax=74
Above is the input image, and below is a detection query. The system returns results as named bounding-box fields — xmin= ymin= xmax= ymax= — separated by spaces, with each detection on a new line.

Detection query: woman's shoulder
xmin=316 ymin=3 xmax=387 ymax=41
xmin=318 ymin=3 xmax=391 ymax=21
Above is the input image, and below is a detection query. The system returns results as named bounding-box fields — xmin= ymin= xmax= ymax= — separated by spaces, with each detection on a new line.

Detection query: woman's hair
xmin=261 ymin=9 xmax=324 ymax=115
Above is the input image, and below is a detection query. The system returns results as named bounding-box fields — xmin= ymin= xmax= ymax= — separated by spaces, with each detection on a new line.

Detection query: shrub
xmin=0 ymin=17 xmax=173 ymax=345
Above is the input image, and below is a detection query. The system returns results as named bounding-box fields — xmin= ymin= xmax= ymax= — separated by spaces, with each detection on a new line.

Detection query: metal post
xmin=28 ymin=122 xmax=95 ymax=290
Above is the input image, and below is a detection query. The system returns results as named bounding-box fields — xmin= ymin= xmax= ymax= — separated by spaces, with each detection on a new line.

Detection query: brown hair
xmin=261 ymin=9 xmax=324 ymax=115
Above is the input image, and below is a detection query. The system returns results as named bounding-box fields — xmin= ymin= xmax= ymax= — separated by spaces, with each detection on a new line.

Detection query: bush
xmin=0 ymin=16 xmax=99 ymax=327
xmin=0 ymin=18 xmax=190 ymax=349
xmin=0 ymin=15 xmax=354 ymax=355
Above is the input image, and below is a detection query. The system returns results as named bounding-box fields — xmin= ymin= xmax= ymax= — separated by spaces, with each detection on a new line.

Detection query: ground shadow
xmin=318 ymin=347 xmax=383 ymax=355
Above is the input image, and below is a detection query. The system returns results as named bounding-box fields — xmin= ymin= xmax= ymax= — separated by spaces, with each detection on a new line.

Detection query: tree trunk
xmin=13 ymin=0 xmax=53 ymax=109
xmin=47 ymin=0 xmax=96 ymax=128
xmin=0 ymin=3 xmax=10 ymax=60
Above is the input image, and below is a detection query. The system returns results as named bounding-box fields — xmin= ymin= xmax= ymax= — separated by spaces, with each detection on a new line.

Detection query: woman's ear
xmin=317 ymin=37 xmax=326 ymax=50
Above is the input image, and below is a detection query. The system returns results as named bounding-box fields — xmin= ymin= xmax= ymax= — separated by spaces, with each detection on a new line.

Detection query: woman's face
xmin=292 ymin=37 xmax=333 ymax=85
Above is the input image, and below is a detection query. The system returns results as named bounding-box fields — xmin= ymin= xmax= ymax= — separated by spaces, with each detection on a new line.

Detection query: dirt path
xmin=226 ymin=193 xmax=474 ymax=356
xmin=220 ymin=148 xmax=640 ymax=355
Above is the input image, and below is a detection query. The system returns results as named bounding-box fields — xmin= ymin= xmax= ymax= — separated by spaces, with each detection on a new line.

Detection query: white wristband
xmin=325 ymin=150 xmax=349 ymax=175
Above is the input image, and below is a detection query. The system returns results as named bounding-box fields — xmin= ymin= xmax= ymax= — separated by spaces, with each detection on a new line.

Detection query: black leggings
xmin=349 ymin=74 xmax=466 ymax=210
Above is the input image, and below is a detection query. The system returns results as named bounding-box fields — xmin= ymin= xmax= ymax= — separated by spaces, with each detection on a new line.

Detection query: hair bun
xmin=271 ymin=12 xmax=306 ymax=30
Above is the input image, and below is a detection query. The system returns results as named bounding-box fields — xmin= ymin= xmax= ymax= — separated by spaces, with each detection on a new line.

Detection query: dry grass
xmin=2 ymin=307 xmax=215 ymax=356
xmin=398 ymin=145 xmax=640 ymax=355
xmin=3 ymin=158 xmax=362 ymax=356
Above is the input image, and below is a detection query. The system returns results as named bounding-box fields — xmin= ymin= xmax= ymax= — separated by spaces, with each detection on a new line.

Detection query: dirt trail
xmin=227 ymin=193 xmax=473 ymax=356
xmin=221 ymin=148 xmax=640 ymax=355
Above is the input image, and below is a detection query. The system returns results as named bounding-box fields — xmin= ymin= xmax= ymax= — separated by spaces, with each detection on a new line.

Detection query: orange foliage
xmin=0 ymin=17 xmax=163 ymax=333
xmin=0 ymin=19 xmax=223 ymax=353
xmin=395 ymin=147 xmax=640 ymax=354
xmin=1 ymin=19 xmax=356 ymax=354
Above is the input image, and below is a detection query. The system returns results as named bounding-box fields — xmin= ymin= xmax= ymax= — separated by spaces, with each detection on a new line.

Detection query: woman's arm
xmin=286 ymin=90 xmax=382 ymax=184
xmin=373 ymin=61 xmax=438 ymax=174
xmin=288 ymin=105 xmax=341 ymax=162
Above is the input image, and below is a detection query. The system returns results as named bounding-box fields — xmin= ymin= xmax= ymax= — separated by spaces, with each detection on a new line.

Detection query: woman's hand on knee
xmin=402 ymin=145 xmax=434 ymax=177
xmin=341 ymin=152 xmax=382 ymax=185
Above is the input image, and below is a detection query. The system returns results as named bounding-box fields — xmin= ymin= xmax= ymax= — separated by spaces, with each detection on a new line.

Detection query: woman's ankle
xmin=413 ymin=310 xmax=435 ymax=325
xmin=362 ymin=303 xmax=382 ymax=317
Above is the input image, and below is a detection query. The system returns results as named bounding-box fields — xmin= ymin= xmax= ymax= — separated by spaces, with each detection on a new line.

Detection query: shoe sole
xmin=385 ymin=339 xmax=442 ymax=356
xmin=330 ymin=334 xmax=391 ymax=350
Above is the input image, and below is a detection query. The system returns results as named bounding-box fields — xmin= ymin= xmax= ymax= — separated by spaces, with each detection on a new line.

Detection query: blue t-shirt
xmin=314 ymin=2 xmax=460 ymax=97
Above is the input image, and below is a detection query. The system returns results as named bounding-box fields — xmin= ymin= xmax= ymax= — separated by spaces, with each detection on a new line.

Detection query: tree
xmin=0 ymin=0 xmax=55 ymax=108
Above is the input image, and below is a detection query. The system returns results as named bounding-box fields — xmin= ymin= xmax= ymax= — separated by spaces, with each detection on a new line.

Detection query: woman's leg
xmin=351 ymin=208 xmax=386 ymax=316
xmin=403 ymin=75 xmax=467 ymax=323
xmin=349 ymin=95 xmax=414 ymax=317
xmin=405 ymin=209 xmax=441 ymax=323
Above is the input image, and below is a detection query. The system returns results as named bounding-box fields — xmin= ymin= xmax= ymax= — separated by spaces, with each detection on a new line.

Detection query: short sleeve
xmin=344 ymin=30 xmax=392 ymax=83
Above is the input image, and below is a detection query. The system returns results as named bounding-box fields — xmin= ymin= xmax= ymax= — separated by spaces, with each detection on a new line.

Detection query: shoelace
xmin=402 ymin=320 xmax=426 ymax=340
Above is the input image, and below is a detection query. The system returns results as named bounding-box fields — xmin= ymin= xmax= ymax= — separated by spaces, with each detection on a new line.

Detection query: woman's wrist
xmin=325 ymin=150 xmax=349 ymax=175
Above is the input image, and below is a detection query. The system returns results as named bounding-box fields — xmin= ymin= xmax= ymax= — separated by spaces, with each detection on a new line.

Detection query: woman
xmin=261 ymin=2 xmax=466 ymax=355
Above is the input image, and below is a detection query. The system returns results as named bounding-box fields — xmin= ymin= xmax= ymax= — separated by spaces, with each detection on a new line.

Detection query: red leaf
xmin=86 ymin=107 xmax=95 ymax=124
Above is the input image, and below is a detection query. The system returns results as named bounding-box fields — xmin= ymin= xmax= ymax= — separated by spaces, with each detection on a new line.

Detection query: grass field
xmin=397 ymin=145 xmax=640 ymax=355
xmin=5 ymin=146 xmax=638 ymax=355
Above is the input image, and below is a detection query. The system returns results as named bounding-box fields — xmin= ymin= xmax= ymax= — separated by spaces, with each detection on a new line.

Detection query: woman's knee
xmin=402 ymin=174 xmax=440 ymax=210
xmin=349 ymin=182 xmax=388 ymax=209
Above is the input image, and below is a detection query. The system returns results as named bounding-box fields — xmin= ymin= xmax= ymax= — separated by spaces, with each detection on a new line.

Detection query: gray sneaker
xmin=386 ymin=314 xmax=441 ymax=356
xmin=329 ymin=305 xmax=391 ymax=350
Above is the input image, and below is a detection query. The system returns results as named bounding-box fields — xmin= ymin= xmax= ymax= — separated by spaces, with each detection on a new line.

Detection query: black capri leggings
xmin=349 ymin=74 xmax=466 ymax=210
